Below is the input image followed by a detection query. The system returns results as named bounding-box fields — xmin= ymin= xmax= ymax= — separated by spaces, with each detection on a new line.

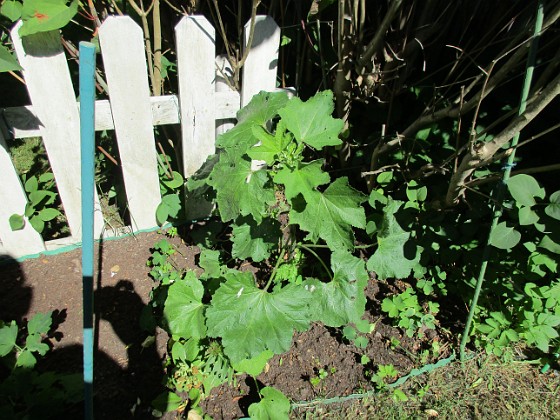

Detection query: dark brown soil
xmin=0 ymin=229 xmax=449 ymax=419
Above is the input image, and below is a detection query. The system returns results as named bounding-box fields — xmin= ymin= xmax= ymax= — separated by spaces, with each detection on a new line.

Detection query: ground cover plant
xmin=0 ymin=1 xmax=559 ymax=418
xmin=144 ymin=88 xmax=560 ymax=417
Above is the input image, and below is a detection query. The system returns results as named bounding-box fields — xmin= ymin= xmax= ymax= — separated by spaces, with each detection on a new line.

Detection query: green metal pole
xmin=459 ymin=0 xmax=545 ymax=361
xmin=79 ymin=41 xmax=97 ymax=419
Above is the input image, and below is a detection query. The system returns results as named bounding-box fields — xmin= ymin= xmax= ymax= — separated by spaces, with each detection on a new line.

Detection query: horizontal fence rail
xmin=0 ymin=15 xmax=281 ymax=258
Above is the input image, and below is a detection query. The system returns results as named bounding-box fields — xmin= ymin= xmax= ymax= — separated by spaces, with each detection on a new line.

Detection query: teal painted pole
xmin=79 ymin=41 xmax=96 ymax=420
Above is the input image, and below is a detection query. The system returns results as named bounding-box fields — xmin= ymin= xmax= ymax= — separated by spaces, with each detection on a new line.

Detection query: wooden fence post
xmin=99 ymin=16 xmax=161 ymax=231
xmin=241 ymin=16 xmax=281 ymax=107
xmin=175 ymin=15 xmax=216 ymax=178
xmin=11 ymin=23 xmax=104 ymax=241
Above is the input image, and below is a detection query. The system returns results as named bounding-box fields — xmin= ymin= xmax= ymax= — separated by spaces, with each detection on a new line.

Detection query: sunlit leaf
xmin=206 ymin=271 xmax=312 ymax=363
xmin=163 ymin=272 xmax=206 ymax=340
xmin=289 ymin=177 xmax=366 ymax=251
xmin=507 ymin=174 xmax=545 ymax=207
xmin=489 ymin=222 xmax=521 ymax=250
xmin=278 ymin=90 xmax=343 ymax=149
xmin=248 ymin=387 xmax=290 ymax=420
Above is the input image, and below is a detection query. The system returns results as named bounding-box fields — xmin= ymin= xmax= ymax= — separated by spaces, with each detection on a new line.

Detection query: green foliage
xmin=1 ymin=0 xmax=78 ymax=36
xmin=156 ymin=154 xmax=184 ymax=225
xmin=206 ymin=271 xmax=312 ymax=363
xmin=0 ymin=313 xmax=82 ymax=418
xmin=9 ymin=172 xmax=62 ymax=234
xmin=367 ymin=198 xmax=422 ymax=280
xmin=248 ymin=387 xmax=291 ymax=420
xmin=381 ymin=288 xmax=439 ymax=338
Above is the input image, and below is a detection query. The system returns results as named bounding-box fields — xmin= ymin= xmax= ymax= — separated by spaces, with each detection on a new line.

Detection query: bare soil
xmin=0 ymin=229 xmax=451 ymax=419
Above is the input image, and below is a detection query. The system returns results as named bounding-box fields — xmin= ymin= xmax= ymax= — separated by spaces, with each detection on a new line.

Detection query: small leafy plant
xmin=9 ymin=172 xmax=63 ymax=234
xmin=0 ymin=312 xmax=82 ymax=418
xmin=148 ymin=90 xmax=373 ymax=415
xmin=381 ymin=288 xmax=439 ymax=338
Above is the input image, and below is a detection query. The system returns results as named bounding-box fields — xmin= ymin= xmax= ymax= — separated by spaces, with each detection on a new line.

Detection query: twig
xmin=466 ymin=163 xmax=560 ymax=188
xmin=237 ymin=0 xmax=261 ymax=69
xmin=97 ymin=146 xmax=119 ymax=166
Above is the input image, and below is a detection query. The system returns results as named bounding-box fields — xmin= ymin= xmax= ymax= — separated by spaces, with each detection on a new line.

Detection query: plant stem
xmin=301 ymin=243 xmax=376 ymax=249
xmin=459 ymin=0 xmax=544 ymax=362
xmin=298 ymin=244 xmax=333 ymax=282
xmin=263 ymin=251 xmax=285 ymax=292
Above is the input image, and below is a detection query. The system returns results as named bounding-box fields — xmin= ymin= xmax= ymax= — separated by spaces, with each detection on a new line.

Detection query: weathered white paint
xmin=99 ymin=16 xmax=161 ymax=231
xmin=0 ymin=131 xmax=45 ymax=257
xmin=241 ymin=16 xmax=281 ymax=107
xmin=0 ymin=15 xmax=280 ymax=258
xmin=176 ymin=15 xmax=216 ymax=177
xmin=11 ymin=22 xmax=104 ymax=241
xmin=1 ymin=92 xmax=240 ymax=140
xmin=215 ymin=55 xmax=236 ymax=136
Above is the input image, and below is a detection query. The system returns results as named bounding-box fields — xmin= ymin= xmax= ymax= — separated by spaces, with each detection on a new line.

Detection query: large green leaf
xmin=278 ymin=90 xmax=343 ymax=149
xmin=20 ymin=0 xmax=79 ymax=36
xmin=0 ymin=44 xmax=22 ymax=72
xmin=1 ymin=0 xmax=22 ymax=22
xmin=274 ymin=159 xmax=330 ymax=202
xmin=289 ymin=177 xmax=366 ymax=251
xmin=307 ymin=251 xmax=368 ymax=327
xmin=507 ymin=174 xmax=545 ymax=207
xmin=207 ymin=154 xmax=275 ymax=223
xmin=231 ymin=217 xmax=280 ymax=262
xmin=206 ymin=271 xmax=312 ymax=363
xmin=163 ymin=272 xmax=207 ymax=339
xmin=248 ymin=387 xmax=291 ymax=420
xmin=366 ymin=199 xmax=422 ymax=280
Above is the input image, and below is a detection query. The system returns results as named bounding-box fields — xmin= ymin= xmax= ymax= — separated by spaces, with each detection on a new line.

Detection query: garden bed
xmin=0 ymin=229 xmax=453 ymax=419
xmin=1 ymin=229 xmax=560 ymax=419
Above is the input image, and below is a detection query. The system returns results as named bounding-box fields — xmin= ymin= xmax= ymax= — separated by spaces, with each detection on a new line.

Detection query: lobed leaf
xmin=231 ymin=217 xmax=280 ymax=262
xmin=307 ymin=250 xmax=368 ymax=327
xmin=289 ymin=177 xmax=366 ymax=251
xmin=163 ymin=272 xmax=206 ymax=340
xmin=367 ymin=199 xmax=422 ymax=280
xmin=206 ymin=271 xmax=312 ymax=363
xmin=274 ymin=159 xmax=330 ymax=202
xmin=278 ymin=90 xmax=343 ymax=149
xmin=0 ymin=321 xmax=18 ymax=356
xmin=208 ymin=154 xmax=274 ymax=223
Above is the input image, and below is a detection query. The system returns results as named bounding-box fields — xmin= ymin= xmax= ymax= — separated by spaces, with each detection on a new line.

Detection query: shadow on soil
xmin=0 ymin=255 xmax=167 ymax=419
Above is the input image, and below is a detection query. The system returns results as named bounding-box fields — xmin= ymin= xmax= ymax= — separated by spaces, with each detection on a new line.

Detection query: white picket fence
xmin=0 ymin=15 xmax=281 ymax=258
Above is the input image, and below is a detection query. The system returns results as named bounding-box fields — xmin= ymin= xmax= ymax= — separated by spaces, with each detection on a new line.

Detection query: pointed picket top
xmin=10 ymin=22 xmax=104 ymax=241
xmin=0 ymin=131 xmax=45 ymax=257
xmin=241 ymin=16 xmax=281 ymax=106
xmin=99 ymin=16 xmax=161 ymax=230
xmin=175 ymin=15 xmax=216 ymax=177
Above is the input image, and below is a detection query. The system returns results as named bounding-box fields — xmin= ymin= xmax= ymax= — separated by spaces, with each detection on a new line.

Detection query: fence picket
xmin=241 ymin=16 xmax=281 ymax=107
xmin=11 ymin=23 xmax=104 ymax=241
xmin=0 ymin=131 xmax=45 ymax=257
xmin=1 ymin=15 xmax=281 ymax=258
xmin=215 ymin=55 xmax=236 ymax=136
xmin=99 ymin=16 xmax=161 ymax=231
xmin=175 ymin=16 xmax=216 ymax=177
